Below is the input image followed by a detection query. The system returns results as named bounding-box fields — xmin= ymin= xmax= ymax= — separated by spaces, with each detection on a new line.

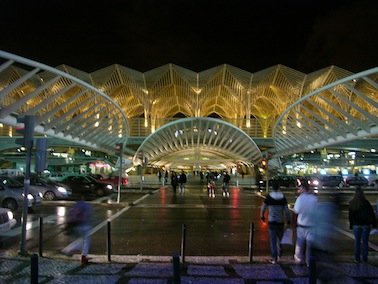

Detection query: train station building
xmin=0 ymin=50 xmax=377 ymax=178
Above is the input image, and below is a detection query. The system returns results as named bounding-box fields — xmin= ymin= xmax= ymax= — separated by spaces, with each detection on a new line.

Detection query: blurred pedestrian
xmin=222 ymin=171 xmax=231 ymax=197
xmin=179 ymin=171 xmax=187 ymax=195
xmin=208 ymin=175 xmax=216 ymax=197
xmin=311 ymin=193 xmax=343 ymax=282
xmin=348 ymin=186 xmax=377 ymax=263
xmin=62 ymin=195 xmax=94 ymax=264
xmin=171 ymin=171 xmax=178 ymax=194
xmin=260 ymin=182 xmax=291 ymax=264
xmin=158 ymin=170 xmax=162 ymax=183
xmin=293 ymin=181 xmax=318 ymax=266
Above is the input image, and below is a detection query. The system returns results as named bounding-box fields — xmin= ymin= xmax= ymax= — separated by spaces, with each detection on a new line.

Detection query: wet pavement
xmin=1 ymin=174 xmax=378 ymax=283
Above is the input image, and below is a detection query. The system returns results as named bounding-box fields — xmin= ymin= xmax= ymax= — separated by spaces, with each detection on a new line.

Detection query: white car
xmin=0 ymin=207 xmax=17 ymax=233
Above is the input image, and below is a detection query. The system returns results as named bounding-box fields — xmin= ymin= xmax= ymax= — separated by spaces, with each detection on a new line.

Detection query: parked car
xmin=45 ymin=172 xmax=68 ymax=180
xmin=0 ymin=176 xmax=42 ymax=211
xmin=319 ymin=175 xmax=345 ymax=188
xmin=14 ymin=175 xmax=72 ymax=201
xmin=345 ymin=176 xmax=369 ymax=187
xmin=99 ymin=172 xmax=129 ymax=186
xmin=58 ymin=175 xmax=115 ymax=197
xmin=86 ymin=174 xmax=104 ymax=180
xmin=0 ymin=207 xmax=17 ymax=233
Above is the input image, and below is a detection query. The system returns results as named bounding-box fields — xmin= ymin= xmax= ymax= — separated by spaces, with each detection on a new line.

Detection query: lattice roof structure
xmin=0 ymin=50 xmax=377 ymax=169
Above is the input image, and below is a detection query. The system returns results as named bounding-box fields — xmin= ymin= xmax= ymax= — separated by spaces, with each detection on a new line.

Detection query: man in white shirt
xmin=293 ymin=181 xmax=318 ymax=266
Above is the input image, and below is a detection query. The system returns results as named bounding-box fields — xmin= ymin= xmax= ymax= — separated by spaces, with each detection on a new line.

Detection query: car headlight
xmin=106 ymin=184 xmax=113 ymax=190
xmin=57 ymin=186 xmax=67 ymax=193
xmin=6 ymin=210 xmax=13 ymax=220
xmin=27 ymin=193 xmax=34 ymax=200
xmin=313 ymin=180 xmax=319 ymax=186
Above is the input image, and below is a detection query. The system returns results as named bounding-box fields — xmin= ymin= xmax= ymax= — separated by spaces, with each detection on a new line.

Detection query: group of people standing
xmin=206 ymin=171 xmax=231 ymax=197
xmin=170 ymin=170 xmax=187 ymax=195
xmin=261 ymin=180 xmax=377 ymax=276
xmin=169 ymin=170 xmax=231 ymax=197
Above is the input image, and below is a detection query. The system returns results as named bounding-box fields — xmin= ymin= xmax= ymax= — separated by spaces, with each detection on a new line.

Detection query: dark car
xmin=14 ymin=175 xmax=72 ymax=201
xmin=298 ymin=175 xmax=321 ymax=189
xmin=260 ymin=175 xmax=300 ymax=189
xmin=86 ymin=174 xmax=104 ymax=180
xmin=319 ymin=175 xmax=345 ymax=188
xmin=58 ymin=175 xmax=115 ymax=197
xmin=345 ymin=176 xmax=369 ymax=187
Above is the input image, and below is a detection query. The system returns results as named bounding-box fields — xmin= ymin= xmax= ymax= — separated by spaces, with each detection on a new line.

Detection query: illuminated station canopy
xmin=0 ymin=50 xmax=377 ymax=169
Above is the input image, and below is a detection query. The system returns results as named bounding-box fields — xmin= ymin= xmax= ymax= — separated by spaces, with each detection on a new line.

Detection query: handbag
xmin=280 ymin=228 xmax=293 ymax=245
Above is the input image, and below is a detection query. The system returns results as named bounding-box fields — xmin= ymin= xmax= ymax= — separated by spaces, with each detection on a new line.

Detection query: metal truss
xmin=0 ymin=51 xmax=129 ymax=153
xmin=134 ymin=117 xmax=263 ymax=168
xmin=274 ymin=67 xmax=378 ymax=157
xmin=1 ymin=50 xmax=378 ymax=169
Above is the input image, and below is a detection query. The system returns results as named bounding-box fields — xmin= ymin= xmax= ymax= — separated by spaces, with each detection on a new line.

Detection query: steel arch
xmin=134 ymin=117 xmax=263 ymax=168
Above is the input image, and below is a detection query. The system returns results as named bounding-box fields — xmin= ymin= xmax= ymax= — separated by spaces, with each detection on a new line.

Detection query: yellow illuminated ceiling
xmin=0 ymin=50 xmax=377 ymax=168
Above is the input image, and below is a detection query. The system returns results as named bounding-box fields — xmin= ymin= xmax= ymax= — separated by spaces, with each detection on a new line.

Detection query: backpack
xmin=67 ymin=204 xmax=85 ymax=225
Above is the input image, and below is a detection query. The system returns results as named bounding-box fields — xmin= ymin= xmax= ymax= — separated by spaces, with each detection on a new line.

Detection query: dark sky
xmin=1 ymin=0 xmax=378 ymax=74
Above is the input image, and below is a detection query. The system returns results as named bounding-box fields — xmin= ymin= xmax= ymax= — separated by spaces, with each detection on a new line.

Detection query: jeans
xmin=222 ymin=182 xmax=230 ymax=193
xmin=294 ymin=226 xmax=314 ymax=265
xmin=179 ymin=183 xmax=186 ymax=194
xmin=72 ymin=224 xmax=92 ymax=256
xmin=353 ymin=225 xmax=370 ymax=262
xmin=268 ymin=222 xmax=284 ymax=260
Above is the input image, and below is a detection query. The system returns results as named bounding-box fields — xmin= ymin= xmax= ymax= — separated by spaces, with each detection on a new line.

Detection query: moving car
xmin=0 ymin=207 xmax=17 ymax=233
xmin=345 ymin=176 xmax=369 ymax=187
xmin=58 ymin=175 xmax=115 ymax=197
xmin=298 ymin=175 xmax=321 ymax=189
xmin=259 ymin=175 xmax=300 ymax=189
xmin=14 ymin=175 xmax=72 ymax=201
xmin=319 ymin=175 xmax=345 ymax=188
xmin=0 ymin=176 xmax=42 ymax=211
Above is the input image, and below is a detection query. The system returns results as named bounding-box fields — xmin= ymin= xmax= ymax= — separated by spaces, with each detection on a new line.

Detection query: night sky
xmin=1 ymin=0 xmax=378 ymax=74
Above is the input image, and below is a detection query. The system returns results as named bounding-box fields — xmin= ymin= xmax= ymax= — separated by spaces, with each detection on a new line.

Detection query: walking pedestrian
xmin=171 ymin=171 xmax=178 ymax=194
xmin=293 ymin=181 xmax=318 ymax=266
xmin=208 ymin=175 xmax=216 ymax=197
xmin=348 ymin=186 xmax=377 ymax=263
xmin=260 ymin=182 xmax=291 ymax=264
xmin=62 ymin=195 xmax=94 ymax=264
xmin=179 ymin=170 xmax=187 ymax=195
xmin=222 ymin=171 xmax=231 ymax=197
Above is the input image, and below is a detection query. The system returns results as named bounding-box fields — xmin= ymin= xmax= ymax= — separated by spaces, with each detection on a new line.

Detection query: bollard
xmin=31 ymin=253 xmax=38 ymax=284
xmin=180 ymin=224 xmax=186 ymax=263
xmin=248 ymin=222 xmax=254 ymax=262
xmin=172 ymin=253 xmax=181 ymax=284
xmin=107 ymin=220 xmax=111 ymax=262
xmin=309 ymin=256 xmax=317 ymax=284
xmin=39 ymin=217 xmax=43 ymax=257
